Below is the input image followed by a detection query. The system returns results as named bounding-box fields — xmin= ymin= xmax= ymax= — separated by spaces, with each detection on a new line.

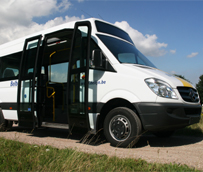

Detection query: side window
xmin=21 ymin=40 xmax=40 ymax=78
xmin=0 ymin=52 xmax=21 ymax=80
xmin=42 ymin=29 xmax=73 ymax=83
xmin=3 ymin=68 xmax=18 ymax=77
xmin=49 ymin=62 xmax=69 ymax=82
xmin=71 ymin=28 xmax=87 ymax=70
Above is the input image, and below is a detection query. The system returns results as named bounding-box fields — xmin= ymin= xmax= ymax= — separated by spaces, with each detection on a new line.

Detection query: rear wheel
xmin=104 ymin=107 xmax=142 ymax=148
xmin=0 ymin=109 xmax=13 ymax=131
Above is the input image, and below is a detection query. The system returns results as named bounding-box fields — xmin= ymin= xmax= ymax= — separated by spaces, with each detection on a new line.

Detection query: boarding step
xmin=41 ymin=122 xmax=69 ymax=129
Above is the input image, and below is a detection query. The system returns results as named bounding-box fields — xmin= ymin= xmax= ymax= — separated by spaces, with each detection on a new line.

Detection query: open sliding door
xmin=17 ymin=35 xmax=42 ymax=128
xmin=67 ymin=21 xmax=91 ymax=130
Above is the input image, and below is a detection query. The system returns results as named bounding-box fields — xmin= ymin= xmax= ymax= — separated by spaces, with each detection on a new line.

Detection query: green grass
xmin=0 ymin=137 xmax=198 ymax=172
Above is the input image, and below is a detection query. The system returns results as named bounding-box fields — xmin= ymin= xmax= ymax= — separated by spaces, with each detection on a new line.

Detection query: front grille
xmin=177 ymin=87 xmax=199 ymax=103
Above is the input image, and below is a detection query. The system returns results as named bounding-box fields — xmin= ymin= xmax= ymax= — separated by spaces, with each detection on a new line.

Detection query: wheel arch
xmin=96 ymin=98 xmax=143 ymax=132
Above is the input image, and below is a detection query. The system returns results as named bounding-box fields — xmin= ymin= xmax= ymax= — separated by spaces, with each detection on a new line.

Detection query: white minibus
xmin=0 ymin=18 xmax=201 ymax=147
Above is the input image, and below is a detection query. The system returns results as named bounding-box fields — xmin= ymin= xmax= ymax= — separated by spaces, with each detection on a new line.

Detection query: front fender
xmin=100 ymin=89 xmax=140 ymax=103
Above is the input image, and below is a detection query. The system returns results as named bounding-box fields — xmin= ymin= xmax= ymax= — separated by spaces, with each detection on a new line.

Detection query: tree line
xmin=196 ymin=75 xmax=203 ymax=104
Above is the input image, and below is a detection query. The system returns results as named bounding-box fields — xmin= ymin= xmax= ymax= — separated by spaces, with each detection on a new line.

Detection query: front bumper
xmin=134 ymin=102 xmax=202 ymax=132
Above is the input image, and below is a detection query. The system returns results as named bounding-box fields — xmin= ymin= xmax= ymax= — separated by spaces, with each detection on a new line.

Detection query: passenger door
xmin=17 ymin=35 xmax=42 ymax=128
xmin=67 ymin=21 xmax=91 ymax=130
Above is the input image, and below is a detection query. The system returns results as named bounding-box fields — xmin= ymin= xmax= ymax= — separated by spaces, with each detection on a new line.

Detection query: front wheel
xmin=104 ymin=107 xmax=142 ymax=148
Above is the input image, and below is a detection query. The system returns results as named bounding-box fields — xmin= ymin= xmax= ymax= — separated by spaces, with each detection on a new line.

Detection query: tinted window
xmin=42 ymin=30 xmax=73 ymax=82
xmin=49 ymin=62 xmax=69 ymax=82
xmin=0 ymin=52 xmax=21 ymax=80
xmin=95 ymin=21 xmax=134 ymax=44
xmin=21 ymin=39 xmax=40 ymax=79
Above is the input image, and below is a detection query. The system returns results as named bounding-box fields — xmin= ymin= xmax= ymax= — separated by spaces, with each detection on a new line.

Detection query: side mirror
xmin=91 ymin=49 xmax=103 ymax=68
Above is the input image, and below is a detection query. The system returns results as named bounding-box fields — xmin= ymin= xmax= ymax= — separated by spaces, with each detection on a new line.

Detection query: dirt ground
xmin=0 ymin=125 xmax=203 ymax=170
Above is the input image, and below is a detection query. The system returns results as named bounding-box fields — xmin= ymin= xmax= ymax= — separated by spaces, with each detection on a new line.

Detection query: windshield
xmin=97 ymin=34 xmax=156 ymax=68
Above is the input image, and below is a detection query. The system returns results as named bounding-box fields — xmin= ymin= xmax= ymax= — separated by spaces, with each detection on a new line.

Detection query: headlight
xmin=145 ymin=78 xmax=178 ymax=99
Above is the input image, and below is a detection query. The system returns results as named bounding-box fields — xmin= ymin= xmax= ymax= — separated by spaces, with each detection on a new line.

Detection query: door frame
xmin=67 ymin=21 xmax=92 ymax=130
xmin=17 ymin=35 xmax=42 ymax=128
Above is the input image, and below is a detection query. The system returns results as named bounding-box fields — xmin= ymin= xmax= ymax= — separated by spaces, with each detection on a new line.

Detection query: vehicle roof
xmin=0 ymin=18 xmax=127 ymax=57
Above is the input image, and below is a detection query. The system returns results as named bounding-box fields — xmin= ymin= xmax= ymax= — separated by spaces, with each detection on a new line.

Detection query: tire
xmin=0 ymin=108 xmax=13 ymax=131
xmin=104 ymin=107 xmax=142 ymax=148
xmin=153 ymin=130 xmax=174 ymax=138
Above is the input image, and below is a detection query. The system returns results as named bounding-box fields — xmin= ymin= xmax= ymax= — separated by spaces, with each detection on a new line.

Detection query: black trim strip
xmin=87 ymin=102 xmax=104 ymax=113
xmin=0 ymin=102 xmax=104 ymax=113
xmin=0 ymin=103 xmax=18 ymax=110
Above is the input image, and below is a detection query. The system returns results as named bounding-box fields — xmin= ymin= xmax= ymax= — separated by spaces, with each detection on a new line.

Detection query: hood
xmin=123 ymin=64 xmax=195 ymax=89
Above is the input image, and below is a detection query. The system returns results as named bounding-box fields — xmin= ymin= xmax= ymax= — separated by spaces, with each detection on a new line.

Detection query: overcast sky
xmin=0 ymin=0 xmax=202 ymax=85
